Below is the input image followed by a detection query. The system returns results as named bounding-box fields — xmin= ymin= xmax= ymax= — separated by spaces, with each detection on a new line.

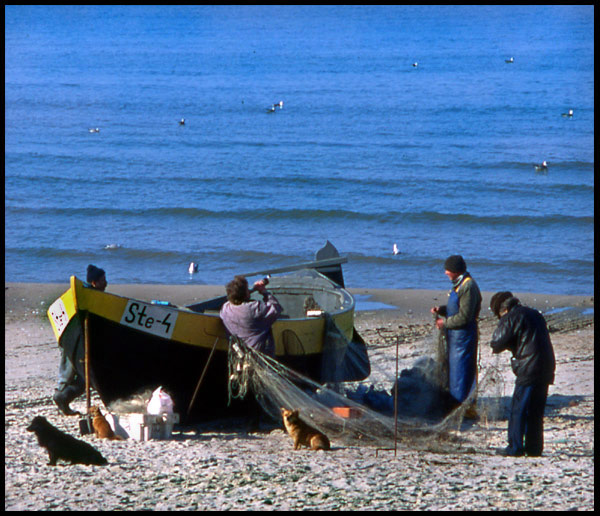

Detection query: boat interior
xmin=187 ymin=270 xmax=353 ymax=319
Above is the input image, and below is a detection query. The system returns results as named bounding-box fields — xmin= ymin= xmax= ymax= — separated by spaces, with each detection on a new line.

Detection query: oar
xmin=241 ymin=256 xmax=347 ymax=278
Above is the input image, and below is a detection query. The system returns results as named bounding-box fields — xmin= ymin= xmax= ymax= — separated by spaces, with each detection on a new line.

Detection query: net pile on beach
xmin=228 ymin=324 xmax=506 ymax=453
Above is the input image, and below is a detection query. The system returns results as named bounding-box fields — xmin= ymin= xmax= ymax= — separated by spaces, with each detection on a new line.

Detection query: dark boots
xmin=53 ymin=384 xmax=84 ymax=416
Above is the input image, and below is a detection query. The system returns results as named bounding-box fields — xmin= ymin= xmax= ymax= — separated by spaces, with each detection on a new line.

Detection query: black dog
xmin=26 ymin=416 xmax=107 ymax=466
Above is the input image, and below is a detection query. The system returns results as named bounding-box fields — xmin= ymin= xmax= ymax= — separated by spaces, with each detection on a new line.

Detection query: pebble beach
xmin=5 ymin=283 xmax=594 ymax=511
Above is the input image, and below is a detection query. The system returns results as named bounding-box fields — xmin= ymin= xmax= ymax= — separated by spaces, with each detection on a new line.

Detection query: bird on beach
xmin=393 ymin=243 xmax=400 ymax=255
xmin=534 ymin=161 xmax=548 ymax=172
xmin=561 ymin=109 xmax=574 ymax=118
xmin=88 ymin=127 xmax=100 ymax=133
xmin=179 ymin=118 xmax=185 ymax=125
xmin=188 ymin=262 xmax=199 ymax=274
xmin=505 ymin=57 xmax=514 ymax=63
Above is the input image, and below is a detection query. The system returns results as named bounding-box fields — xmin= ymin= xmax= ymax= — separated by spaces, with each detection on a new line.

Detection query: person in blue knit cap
xmin=52 ymin=265 xmax=107 ymax=415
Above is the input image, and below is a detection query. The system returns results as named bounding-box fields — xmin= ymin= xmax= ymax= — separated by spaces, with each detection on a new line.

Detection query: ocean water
xmin=5 ymin=6 xmax=594 ymax=295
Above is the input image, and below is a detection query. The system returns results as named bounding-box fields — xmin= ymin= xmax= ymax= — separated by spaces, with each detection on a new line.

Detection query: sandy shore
xmin=5 ymin=283 xmax=594 ymax=510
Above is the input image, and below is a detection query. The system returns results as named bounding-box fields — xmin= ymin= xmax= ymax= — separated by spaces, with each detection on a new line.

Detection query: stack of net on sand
xmin=229 ymin=321 xmax=506 ymax=453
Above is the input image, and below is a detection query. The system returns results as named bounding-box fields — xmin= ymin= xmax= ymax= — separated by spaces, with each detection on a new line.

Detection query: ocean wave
xmin=5 ymin=205 xmax=594 ymax=227
xmin=6 ymin=166 xmax=593 ymax=199
xmin=467 ymin=160 xmax=595 ymax=171
xmin=345 ymin=253 xmax=594 ymax=277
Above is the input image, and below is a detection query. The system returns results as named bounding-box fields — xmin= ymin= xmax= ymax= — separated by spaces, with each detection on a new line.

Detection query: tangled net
xmin=228 ymin=321 xmax=506 ymax=453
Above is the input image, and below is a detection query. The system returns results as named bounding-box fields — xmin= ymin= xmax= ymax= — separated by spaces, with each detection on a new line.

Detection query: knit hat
xmin=489 ymin=291 xmax=513 ymax=317
xmin=444 ymin=255 xmax=467 ymax=274
xmin=87 ymin=264 xmax=105 ymax=283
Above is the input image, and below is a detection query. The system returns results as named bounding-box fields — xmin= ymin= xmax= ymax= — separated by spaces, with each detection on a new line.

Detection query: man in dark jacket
xmin=489 ymin=292 xmax=556 ymax=457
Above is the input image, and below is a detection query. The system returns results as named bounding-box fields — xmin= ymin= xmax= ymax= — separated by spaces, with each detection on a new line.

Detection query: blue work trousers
xmin=507 ymin=382 xmax=549 ymax=456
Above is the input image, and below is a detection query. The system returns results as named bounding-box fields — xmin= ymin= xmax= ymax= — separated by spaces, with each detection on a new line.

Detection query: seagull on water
xmin=267 ymin=101 xmax=284 ymax=113
xmin=179 ymin=118 xmax=185 ymax=125
xmin=88 ymin=127 xmax=100 ymax=133
xmin=393 ymin=243 xmax=400 ymax=255
xmin=188 ymin=262 xmax=199 ymax=274
xmin=505 ymin=57 xmax=514 ymax=63
xmin=534 ymin=160 xmax=548 ymax=172
xmin=412 ymin=62 xmax=418 ymax=67
xmin=561 ymin=109 xmax=573 ymax=118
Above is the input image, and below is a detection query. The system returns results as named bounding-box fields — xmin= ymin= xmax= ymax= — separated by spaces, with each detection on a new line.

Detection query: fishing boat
xmin=47 ymin=248 xmax=370 ymax=422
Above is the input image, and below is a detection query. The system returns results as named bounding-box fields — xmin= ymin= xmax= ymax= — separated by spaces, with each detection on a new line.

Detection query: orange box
xmin=332 ymin=406 xmax=362 ymax=418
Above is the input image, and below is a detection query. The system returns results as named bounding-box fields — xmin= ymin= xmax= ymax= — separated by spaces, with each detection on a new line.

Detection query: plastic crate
xmin=107 ymin=412 xmax=179 ymax=441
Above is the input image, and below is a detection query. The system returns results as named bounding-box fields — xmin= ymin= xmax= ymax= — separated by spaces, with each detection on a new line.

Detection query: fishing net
xmin=228 ymin=320 xmax=506 ymax=453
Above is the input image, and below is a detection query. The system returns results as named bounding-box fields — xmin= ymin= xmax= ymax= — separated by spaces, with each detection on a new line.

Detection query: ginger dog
xmin=281 ymin=407 xmax=330 ymax=451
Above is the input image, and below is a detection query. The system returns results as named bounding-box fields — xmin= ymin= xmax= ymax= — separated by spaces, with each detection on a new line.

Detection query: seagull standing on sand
xmin=393 ymin=243 xmax=400 ymax=255
xmin=534 ymin=161 xmax=548 ymax=172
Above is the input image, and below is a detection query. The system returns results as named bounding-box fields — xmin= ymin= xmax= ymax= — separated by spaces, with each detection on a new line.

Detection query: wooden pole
xmin=84 ymin=313 xmax=91 ymax=414
xmin=186 ymin=337 xmax=220 ymax=420
xmin=394 ymin=334 xmax=399 ymax=457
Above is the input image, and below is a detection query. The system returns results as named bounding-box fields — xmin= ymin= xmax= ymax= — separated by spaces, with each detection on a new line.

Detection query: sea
xmin=5 ymin=5 xmax=594 ymax=295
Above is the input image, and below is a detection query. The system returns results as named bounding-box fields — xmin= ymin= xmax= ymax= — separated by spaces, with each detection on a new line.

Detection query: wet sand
xmin=5 ymin=283 xmax=594 ymax=510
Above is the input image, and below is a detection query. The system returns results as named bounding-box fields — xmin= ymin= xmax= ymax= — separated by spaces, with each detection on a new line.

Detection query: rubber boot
xmin=53 ymin=384 xmax=84 ymax=416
